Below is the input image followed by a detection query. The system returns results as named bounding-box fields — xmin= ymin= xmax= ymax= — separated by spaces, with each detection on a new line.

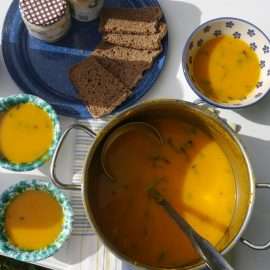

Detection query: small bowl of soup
xmin=0 ymin=94 xmax=60 ymax=171
xmin=182 ymin=17 xmax=270 ymax=108
xmin=0 ymin=179 xmax=73 ymax=262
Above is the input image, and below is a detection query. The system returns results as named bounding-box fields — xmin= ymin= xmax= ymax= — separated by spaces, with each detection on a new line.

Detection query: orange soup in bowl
xmin=0 ymin=103 xmax=53 ymax=164
xmin=92 ymin=116 xmax=236 ymax=267
xmin=193 ymin=35 xmax=260 ymax=103
xmin=5 ymin=190 xmax=63 ymax=250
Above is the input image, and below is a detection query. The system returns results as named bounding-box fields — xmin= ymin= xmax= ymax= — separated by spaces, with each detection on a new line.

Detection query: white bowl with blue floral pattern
xmin=182 ymin=17 xmax=270 ymax=108
xmin=0 ymin=180 xmax=73 ymax=262
xmin=0 ymin=94 xmax=60 ymax=171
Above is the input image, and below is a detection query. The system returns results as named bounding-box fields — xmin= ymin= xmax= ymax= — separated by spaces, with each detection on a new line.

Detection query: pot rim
xmin=81 ymin=99 xmax=255 ymax=270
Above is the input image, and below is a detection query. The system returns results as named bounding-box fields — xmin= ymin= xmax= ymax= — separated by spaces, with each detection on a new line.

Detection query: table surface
xmin=1 ymin=0 xmax=270 ymax=269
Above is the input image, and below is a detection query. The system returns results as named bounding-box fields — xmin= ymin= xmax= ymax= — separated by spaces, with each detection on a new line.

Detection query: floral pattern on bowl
xmin=0 ymin=180 xmax=73 ymax=262
xmin=182 ymin=17 xmax=270 ymax=108
xmin=0 ymin=94 xmax=60 ymax=171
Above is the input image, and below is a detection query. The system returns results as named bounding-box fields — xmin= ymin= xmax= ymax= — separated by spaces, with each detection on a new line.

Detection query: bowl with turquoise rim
xmin=0 ymin=179 xmax=73 ymax=262
xmin=182 ymin=17 xmax=270 ymax=109
xmin=0 ymin=94 xmax=60 ymax=171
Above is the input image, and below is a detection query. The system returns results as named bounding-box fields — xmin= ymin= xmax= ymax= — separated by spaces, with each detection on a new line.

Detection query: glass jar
xmin=69 ymin=0 xmax=104 ymax=22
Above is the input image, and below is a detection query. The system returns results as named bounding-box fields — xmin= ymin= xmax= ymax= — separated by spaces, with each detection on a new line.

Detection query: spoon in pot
xmin=101 ymin=122 xmax=163 ymax=181
xmin=148 ymin=187 xmax=234 ymax=270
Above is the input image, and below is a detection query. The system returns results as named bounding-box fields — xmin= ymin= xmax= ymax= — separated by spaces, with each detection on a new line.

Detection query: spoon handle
xmin=150 ymin=188 xmax=234 ymax=270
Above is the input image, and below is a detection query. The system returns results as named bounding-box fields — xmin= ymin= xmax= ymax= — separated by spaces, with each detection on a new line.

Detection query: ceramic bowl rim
xmin=0 ymin=94 xmax=61 ymax=171
xmin=182 ymin=16 xmax=270 ymax=109
xmin=0 ymin=179 xmax=73 ymax=262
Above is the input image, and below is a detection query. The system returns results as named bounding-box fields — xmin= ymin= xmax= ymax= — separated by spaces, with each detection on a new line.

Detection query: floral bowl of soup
xmin=0 ymin=94 xmax=60 ymax=171
xmin=182 ymin=17 xmax=270 ymax=108
xmin=49 ymin=99 xmax=270 ymax=270
xmin=0 ymin=179 xmax=73 ymax=262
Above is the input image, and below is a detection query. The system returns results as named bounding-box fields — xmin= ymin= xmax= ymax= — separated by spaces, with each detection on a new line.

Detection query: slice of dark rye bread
xmin=69 ymin=57 xmax=131 ymax=118
xmin=99 ymin=6 xmax=162 ymax=35
xmin=92 ymin=42 xmax=162 ymax=89
xmin=103 ymin=23 xmax=167 ymax=50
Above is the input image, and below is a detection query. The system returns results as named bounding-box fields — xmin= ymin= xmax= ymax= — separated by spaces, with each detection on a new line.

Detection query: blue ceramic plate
xmin=2 ymin=0 xmax=168 ymax=119
xmin=0 ymin=180 xmax=73 ymax=262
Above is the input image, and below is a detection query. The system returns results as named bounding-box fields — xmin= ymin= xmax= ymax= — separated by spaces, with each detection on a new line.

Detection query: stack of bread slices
xmin=70 ymin=6 xmax=167 ymax=118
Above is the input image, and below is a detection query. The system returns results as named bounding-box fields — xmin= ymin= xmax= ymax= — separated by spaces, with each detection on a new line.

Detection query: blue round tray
xmin=2 ymin=0 xmax=168 ymax=119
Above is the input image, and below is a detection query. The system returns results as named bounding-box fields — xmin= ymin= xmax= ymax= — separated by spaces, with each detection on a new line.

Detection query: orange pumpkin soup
xmin=92 ymin=117 xmax=236 ymax=267
xmin=5 ymin=190 xmax=63 ymax=250
xmin=0 ymin=103 xmax=53 ymax=164
xmin=193 ymin=35 xmax=260 ymax=103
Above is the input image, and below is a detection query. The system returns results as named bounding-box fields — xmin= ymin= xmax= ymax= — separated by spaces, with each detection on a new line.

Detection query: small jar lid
xmin=19 ymin=0 xmax=68 ymax=27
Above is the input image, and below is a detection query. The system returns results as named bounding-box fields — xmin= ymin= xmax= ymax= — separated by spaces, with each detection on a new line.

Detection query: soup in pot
xmin=92 ymin=116 xmax=236 ymax=267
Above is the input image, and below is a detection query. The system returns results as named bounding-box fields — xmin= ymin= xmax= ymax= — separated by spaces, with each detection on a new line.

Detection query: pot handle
xmin=240 ymin=183 xmax=270 ymax=250
xmin=193 ymin=99 xmax=241 ymax=134
xmin=50 ymin=124 xmax=96 ymax=190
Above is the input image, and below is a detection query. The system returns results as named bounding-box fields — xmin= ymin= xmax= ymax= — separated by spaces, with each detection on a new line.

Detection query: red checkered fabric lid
xmin=19 ymin=0 xmax=68 ymax=26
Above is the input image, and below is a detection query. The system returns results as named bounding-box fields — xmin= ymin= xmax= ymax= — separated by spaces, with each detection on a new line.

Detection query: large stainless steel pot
xmin=50 ymin=100 xmax=270 ymax=269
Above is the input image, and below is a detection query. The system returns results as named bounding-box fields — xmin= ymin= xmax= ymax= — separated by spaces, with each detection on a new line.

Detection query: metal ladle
xmin=101 ymin=121 xmax=163 ymax=181
xmin=148 ymin=187 xmax=234 ymax=270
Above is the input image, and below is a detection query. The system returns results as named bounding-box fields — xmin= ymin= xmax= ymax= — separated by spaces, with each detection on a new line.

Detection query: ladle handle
xmin=240 ymin=183 xmax=270 ymax=250
xmin=191 ymin=233 xmax=234 ymax=270
xmin=50 ymin=124 xmax=96 ymax=190
xmin=154 ymin=192 xmax=234 ymax=270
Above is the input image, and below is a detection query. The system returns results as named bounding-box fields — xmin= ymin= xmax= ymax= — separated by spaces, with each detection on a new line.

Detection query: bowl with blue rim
xmin=0 ymin=179 xmax=73 ymax=262
xmin=182 ymin=17 xmax=270 ymax=109
xmin=0 ymin=94 xmax=60 ymax=171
